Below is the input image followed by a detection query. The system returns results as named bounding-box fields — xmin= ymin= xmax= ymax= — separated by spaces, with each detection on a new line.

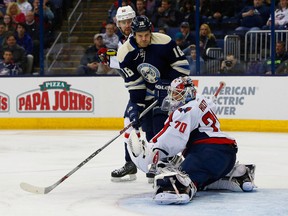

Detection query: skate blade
xmin=111 ymin=174 xmax=137 ymax=182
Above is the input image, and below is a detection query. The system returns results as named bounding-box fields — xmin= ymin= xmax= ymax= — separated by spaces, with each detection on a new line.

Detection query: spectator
xmin=179 ymin=0 xmax=195 ymax=29
xmin=25 ymin=11 xmax=39 ymax=41
xmin=95 ymin=48 xmax=119 ymax=75
xmin=0 ymin=22 xmax=8 ymax=46
xmin=75 ymin=33 xmax=118 ymax=75
xmin=263 ymin=0 xmax=288 ymax=30
xmin=174 ymin=31 xmax=186 ymax=49
xmin=1 ymin=33 xmax=27 ymax=73
xmin=199 ymin=23 xmax=217 ymax=60
xmin=175 ymin=0 xmax=188 ymax=10
xmin=101 ymin=23 xmax=119 ymax=50
xmin=135 ymin=0 xmax=147 ymax=16
xmin=16 ymin=0 xmax=32 ymax=15
xmin=186 ymin=46 xmax=206 ymax=75
xmin=14 ymin=22 xmax=34 ymax=73
xmin=48 ymin=0 xmax=65 ymax=30
xmin=158 ymin=26 xmax=167 ymax=34
xmin=14 ymin=22 xmax=33 ymax=55
xmin=32 ymin=0 xmax=55 ymax=48
xmin=198 ymin=0 xmax=212 ymax=23
xmin=0 ymin=0 xmax=14 ymax=16
xmin=145 ymin=0 xmax=160 ymax=19
xmin=6 ymin=2 xmax=26 ymax=24
xmin=107 ymin=1 xmax=119 ymax=23
xmin=275 ymin=59 xmax=288 ymax=74
xmin=76 ymin=34 xmax=105 ymax=75
xmin=32 ymin=0 xmax=55 ymax=23
xmin=208 ymin=0 xmax=236 ymax=25
xmin=235 ymin=0 xmax=270 ymax=31
xmin=25 ymin=11 xmax=40 ymax=66
xmin=0 ymin=1 xmax=7 ymax=15
xmin=3 ymin=14 xmax=16 ymax=32
xmin=263 ymin=41 xmax=288 ymax=74
xmin=179 ymin=21 xmax=195 ymax=49
xmin=43 ymin=0 xmax=57 ymax=30
xmin=151 ymin=0 xmax=181 ymax=27
xmin=219 ymin=54 xmax=245 ymax=75
xmin=0 ymin=48 xmax=22 ymax=76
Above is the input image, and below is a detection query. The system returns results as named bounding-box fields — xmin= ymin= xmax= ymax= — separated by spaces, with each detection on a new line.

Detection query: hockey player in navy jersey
xmin=111 ymin=15 xmax=190 ymax=182
xmin=127 ymin=76 xmax=256 ymax=204
xmin=110 ymin=6 xmax=139 ymax=182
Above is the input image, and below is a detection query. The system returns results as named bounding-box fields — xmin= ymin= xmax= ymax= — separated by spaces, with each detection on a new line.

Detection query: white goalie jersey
xmin=128 ymin=94 xmax=236 ymax=173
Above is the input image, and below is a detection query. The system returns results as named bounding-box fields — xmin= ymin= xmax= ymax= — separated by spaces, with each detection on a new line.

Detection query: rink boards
xmin=0 ymin=76 xmax=287 ymax=132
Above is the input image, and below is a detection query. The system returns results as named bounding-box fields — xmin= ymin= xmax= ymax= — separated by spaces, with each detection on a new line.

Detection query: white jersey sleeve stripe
xmin=125 ymin=76 xmax=146 ymax=90
xmin=171 ymin=60 xmax=190 ymax=75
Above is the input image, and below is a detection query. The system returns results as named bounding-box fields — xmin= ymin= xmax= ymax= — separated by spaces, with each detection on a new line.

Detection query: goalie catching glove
xmin=127 ymin=129 xmax=155 ymax=173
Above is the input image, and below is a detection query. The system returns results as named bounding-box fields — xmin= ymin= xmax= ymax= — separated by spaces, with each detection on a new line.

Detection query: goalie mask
xmin=162 ymin=76 xmax=196 ymax=113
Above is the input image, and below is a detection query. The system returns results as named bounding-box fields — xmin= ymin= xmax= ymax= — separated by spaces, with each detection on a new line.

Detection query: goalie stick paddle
xmin=20 ymin=100 xmax=158 ymax=194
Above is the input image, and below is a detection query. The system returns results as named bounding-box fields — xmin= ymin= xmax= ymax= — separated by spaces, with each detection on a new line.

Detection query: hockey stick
xmin=20 ymin=100 xmax=158 ymax=194
xmin=215 ymin=81 xmax=226 ymax=97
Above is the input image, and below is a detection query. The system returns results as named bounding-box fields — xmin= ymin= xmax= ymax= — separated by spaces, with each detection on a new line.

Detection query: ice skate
xmin=146 ymin=163 xmax=157 ymax=184
xmin=111 ymin=161 xmax=137 ymax=182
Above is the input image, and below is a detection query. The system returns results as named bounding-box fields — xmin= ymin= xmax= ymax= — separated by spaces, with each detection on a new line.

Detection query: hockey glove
xmin=155 ymin=79 xmax=170 ymax=105
xmin=97 ymin=48 xmax=109 ymax=64
xmin=127 ymin=103 xmax=143 ymax=130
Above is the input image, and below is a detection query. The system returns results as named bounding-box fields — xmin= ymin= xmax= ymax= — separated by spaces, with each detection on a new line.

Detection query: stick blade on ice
xmin=20 ymin=182 xmax=47 ymax=194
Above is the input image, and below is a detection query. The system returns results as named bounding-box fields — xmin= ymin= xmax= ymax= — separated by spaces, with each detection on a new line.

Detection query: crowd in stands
xmin=0 ymin=0 xmax=73 ymax=76
xmin=81 ymin=0 xmax=288 ymax=76
xmin=0 ymin=0 xmax=286 ymax=76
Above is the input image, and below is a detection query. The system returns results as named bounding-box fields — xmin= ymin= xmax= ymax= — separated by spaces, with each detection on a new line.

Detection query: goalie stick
xmin=20 ymin=100 xmax=158 ymax=194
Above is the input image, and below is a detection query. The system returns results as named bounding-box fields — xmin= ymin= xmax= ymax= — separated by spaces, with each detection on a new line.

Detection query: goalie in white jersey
xmin=128 ymin=76 xmax=256 ymax=204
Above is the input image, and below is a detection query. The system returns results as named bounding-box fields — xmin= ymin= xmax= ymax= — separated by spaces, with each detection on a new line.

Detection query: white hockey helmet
xmin=115 ymin=5 xmax=136 ymax=27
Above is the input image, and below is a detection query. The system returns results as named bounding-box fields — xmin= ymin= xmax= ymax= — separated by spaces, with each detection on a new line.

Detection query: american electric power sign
xmin=201 ymin=84 xmax=257 ymax=116
xmin=16 ymin=81 xmax=94 ymax=113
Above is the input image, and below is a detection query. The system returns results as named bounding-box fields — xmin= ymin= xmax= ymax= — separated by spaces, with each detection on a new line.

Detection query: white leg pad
xmin=153 ymin=169 xmax=197 ymax=205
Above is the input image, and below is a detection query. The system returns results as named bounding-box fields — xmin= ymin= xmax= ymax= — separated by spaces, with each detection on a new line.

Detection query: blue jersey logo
xmin=137 ymin=63 xmax=160 ymax=84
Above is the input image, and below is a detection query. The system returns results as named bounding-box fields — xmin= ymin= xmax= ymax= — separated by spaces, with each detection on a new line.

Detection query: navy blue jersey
xmin=0 ymin=61 xmax=21 ymax=76
xmin=117 ymin=32 xmax=190 ymax=105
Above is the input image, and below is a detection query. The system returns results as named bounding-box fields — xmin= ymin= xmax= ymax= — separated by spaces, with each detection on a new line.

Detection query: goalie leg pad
xmin=206 ymin=163 xmax=256 ymax=192
xmin=153 ymin=170 xmax=197 ymax=204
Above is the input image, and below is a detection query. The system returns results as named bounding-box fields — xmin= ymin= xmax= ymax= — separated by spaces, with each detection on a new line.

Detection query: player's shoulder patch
xmin=151 ymin=32 xmax=172 ymax=45
xmin=117 ymin=40 xmax=136 ymax=63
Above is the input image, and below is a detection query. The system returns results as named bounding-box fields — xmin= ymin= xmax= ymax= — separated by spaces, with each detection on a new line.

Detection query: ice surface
xmin=0 ymin=130 xmax=287 ymax=216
